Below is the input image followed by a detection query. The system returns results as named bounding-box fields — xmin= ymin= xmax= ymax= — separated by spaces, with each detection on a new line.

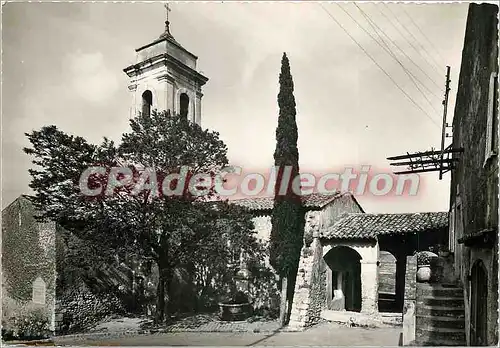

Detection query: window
xmin=142 ymin=90 xmax=153 ymax=117
xmin=180 ymin=93 xmax=189 ymax=119
xmin=484 ymin=71 xmax=498 ymax=165
xmin=32 ymin=277 xmax=46 ymax=305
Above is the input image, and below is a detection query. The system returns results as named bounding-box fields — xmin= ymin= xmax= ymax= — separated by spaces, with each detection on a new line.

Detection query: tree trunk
xmin=286 ymin=271 xmax=297 ymax=325
xmin=279 ymin=275 xmax=288 ymax=327
xmin=156 ymin=272 xmax=166 ymax=323
xmin=155 ymin=259 xmax=174 ymax=323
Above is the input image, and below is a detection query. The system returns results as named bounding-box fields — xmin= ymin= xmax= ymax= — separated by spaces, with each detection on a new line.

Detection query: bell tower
xmin=123 ymin=4 xmax=208 ymax=125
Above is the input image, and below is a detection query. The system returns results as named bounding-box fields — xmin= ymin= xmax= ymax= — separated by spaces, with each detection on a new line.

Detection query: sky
xmin=2 ymin=1 xmax=470 ymax=212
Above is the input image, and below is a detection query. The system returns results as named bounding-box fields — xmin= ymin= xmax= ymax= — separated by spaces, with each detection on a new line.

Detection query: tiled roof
xmin=230 ymin=192 xmax=345 ymax=212
xmin=321 ymin=212 xmax=449 ymax=240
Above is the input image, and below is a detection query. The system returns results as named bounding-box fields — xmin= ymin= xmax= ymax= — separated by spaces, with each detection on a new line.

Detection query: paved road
xmin=54 ymin=323 xmax=403 ymax=346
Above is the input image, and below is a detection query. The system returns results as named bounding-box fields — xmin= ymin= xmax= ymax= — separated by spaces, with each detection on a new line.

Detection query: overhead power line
xmin=318 ymin=3 xmax=440 ymax=128
xmin=351 ymin=3 xmax=441 ymax=114
xmin=382 ymin=3 xmax=443 ymax=76
xmin=401 ymin=6 xmax=447 ymax=66
xmin=370 ymin=4 xmax=444 ymax=93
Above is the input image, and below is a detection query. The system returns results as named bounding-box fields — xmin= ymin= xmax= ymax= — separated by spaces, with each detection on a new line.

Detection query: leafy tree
xmin=24 ymin=110 xmax=258 ymax=322
xmin=269 ymin=53 xmax=305 ymax=326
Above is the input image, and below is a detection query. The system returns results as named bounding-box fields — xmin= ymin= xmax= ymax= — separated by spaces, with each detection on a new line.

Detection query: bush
xmin=247 ymin=263 xmax=280 ymax=312
xmin=416 ymin=251 xmax=438 ymax=266
xmin=57 ymin=282 xmax=125 ymax=334
xmin=15 ymin=308 xmax=51 ymax=339
xmin=2 ymin=299 xmax=51 ymax=340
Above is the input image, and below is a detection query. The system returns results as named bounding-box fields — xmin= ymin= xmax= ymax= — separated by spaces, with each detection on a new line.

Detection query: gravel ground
xmin=53 ymin=321 xmax=403 ymax=346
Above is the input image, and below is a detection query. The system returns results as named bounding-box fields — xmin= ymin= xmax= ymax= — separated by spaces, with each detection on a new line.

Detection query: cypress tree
xmin=269 ymin=53 xmax=304 ymax=326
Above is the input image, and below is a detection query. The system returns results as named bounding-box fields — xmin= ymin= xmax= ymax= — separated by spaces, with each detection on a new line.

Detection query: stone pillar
xmin=128 ymin=84 xmax=137 ymax=119
xmin=360 ymin=260 xmax=378 ymax=314
xmin=195 ymin=92 xmax=202 ymax=126
xmin=166 ymin=81 xmax=174 ymax=114
xmin=403 ymin=255 xmax=417 ymax=346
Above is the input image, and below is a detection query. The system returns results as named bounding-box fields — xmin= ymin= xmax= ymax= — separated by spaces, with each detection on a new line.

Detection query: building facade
xmin=449 ymin=3 xmax=499 ymax=346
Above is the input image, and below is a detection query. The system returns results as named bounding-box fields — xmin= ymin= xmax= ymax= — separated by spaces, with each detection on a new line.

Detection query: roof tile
xmin=230 ymin=192 xmax=344 ymax=212
xmin=321 ymin=212 xmax=449 ymax=239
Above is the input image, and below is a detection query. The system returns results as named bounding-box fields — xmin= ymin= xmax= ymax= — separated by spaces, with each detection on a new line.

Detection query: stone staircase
xmin=414 ymin=283 xmax=466 ymax=346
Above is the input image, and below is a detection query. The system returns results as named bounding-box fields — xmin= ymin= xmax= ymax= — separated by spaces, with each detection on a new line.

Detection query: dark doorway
xmin=470 ymin=260 xmax=488 ymax=346
xmin=324 ymin=246 xmax=362 ymax=312
xmin=142 ymin=90 xmax=153 ymax=116
xmin=180 ymin=93 xmax=189 ymax=118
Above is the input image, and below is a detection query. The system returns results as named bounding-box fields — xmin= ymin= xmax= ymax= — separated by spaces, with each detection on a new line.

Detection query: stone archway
xmin=324 ymin=246 xmax=362 ymax=312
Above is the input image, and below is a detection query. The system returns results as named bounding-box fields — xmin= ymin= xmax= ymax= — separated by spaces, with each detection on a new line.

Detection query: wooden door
xmin=471 ymin=260 xmax=488 ymax=346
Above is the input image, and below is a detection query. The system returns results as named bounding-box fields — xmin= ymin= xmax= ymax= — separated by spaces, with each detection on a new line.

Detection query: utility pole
xmin=439 ymin=66 xmax=451 ymax=180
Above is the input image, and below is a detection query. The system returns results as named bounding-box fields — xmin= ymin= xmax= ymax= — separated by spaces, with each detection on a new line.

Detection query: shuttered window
xmin=484 ymin=71 xmax=498 ymax=165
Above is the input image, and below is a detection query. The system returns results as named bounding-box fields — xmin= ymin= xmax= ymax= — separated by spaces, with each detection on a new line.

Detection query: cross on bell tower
xmin=162 ymin=3 xmax=173 ymax=38
xmin=165 ymin=3 xmax=171 ymax=21
xmin=123 ymin=3 xmax=208 ymax=125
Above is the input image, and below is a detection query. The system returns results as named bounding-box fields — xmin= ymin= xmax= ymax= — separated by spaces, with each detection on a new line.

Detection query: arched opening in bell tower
xmin=180 ymin=93 xmax=189 ymax=119
xmin=142 ymin=90 xmax=153 ymax=116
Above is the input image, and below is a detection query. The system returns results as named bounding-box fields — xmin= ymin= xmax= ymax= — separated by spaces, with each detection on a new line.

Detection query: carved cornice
xmin=157 ymin=74 xmax=175 ymax=83
xmin=123 ymin=54 xmax=208 ymax=86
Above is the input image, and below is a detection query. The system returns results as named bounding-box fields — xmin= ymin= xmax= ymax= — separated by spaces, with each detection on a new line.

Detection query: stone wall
xmin=2 ymin=196 xmax=56 ymax=337
xmin=55 ymin=281 xmax=124 ymax=335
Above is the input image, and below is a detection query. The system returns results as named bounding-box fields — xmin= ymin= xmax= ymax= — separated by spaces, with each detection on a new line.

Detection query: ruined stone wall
xmin=288 ymin=234 xmax=326 ymax=329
